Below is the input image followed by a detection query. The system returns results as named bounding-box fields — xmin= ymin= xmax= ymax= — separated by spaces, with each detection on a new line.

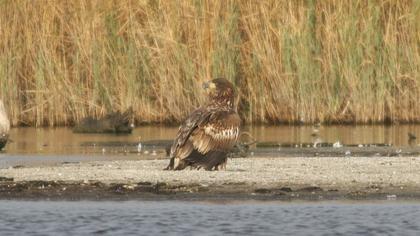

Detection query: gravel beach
xmin=1 ymin=156 xmax=420 ymax=200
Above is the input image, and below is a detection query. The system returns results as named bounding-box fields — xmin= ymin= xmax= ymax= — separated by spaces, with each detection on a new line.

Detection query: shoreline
xmin=1 ymin=157 xmax=420 ymax=201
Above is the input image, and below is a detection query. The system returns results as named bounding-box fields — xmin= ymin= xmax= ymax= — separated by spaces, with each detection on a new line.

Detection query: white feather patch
xmin=204 ymin=125 xmax=239 ymax=141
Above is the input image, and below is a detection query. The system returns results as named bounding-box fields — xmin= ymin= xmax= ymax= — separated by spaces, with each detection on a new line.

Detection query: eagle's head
xmin=203 ymin=78 xmax=236 ymax=109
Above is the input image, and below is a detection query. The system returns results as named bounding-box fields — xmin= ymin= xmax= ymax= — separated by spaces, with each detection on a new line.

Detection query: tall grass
xmin=0 ymin=0 xmax=419 ymax=126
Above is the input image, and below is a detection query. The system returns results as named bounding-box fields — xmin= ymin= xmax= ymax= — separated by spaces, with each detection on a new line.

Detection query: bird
xmin=333 ymin=141 xmax=343 ymax=148
xmin=137 ymin=142 xmax=142 ymax=153
xmin=137 ymin=136 xmax=142 ymax=153
xmin=310 ymin=122 xmax=322 ymax=138
xmin=0 ymin=99 xmax=10 ymax=151
xmin=313 ymin=137 xmax=323 ymax=148
xmin=164 ymin=78 xmax=241 ymax=171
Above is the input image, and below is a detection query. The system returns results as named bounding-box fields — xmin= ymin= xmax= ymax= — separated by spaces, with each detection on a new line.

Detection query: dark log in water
xmin=0 ymin=138 xmax=7 ymax=151
xmin=73 ymin=108 xmax=134 ymax=134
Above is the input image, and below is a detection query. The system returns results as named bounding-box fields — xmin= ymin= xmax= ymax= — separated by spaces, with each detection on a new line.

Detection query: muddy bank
xmin=1 ymin=180 xmax=419 ymax=201
xmin=1 ymin=157 xmax=420 ymax=200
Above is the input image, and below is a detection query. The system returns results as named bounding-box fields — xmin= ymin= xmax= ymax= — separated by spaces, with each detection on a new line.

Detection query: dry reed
xmin=0 ymin=0 xmax=419 ymax=126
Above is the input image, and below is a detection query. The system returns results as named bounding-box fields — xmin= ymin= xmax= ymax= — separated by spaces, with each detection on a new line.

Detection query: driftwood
xmin=228 ymin=132 xmax=257 ymax=158
xmin=0 ymin=99 xmax=10 ymax=150
xmin=73 ymin=108 xmax=134 ymax=134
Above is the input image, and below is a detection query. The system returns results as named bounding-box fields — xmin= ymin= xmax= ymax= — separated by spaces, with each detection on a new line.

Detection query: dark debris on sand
xmin=0 ymin=180 xmax=419 ymax=201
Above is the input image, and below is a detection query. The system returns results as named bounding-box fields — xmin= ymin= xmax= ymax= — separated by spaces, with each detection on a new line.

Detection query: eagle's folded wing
xmin=170 ymin=108 xmax=211 ymax=160
xmin=190 ymin=111 xmax=241 ymax=155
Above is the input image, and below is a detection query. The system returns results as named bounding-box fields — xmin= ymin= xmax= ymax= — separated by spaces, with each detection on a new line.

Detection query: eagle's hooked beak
xmin=202 ymin=81 xmax=216 ymax=90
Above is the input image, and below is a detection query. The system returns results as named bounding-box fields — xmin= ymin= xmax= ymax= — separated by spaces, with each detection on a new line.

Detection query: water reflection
xmin=2 ymin=125 xmax=420 ymax=155
xmin=246 ymin=125 xmax=420 ymax=147
xmin=6 ymin=126 xmax=178 ymax=154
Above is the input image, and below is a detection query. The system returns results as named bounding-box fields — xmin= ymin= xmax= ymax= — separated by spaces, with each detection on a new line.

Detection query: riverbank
xmin=1 ymin=157 xmax=420 ymax=200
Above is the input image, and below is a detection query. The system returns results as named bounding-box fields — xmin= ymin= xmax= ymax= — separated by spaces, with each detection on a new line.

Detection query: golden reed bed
xmin=0 ymin=0 xmax=419 ymax=126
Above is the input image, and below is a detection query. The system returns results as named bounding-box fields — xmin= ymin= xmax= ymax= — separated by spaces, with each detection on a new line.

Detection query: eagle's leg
xmin=173 ymin=158 xmax=190 ymax=170
xmin=221 ymin=158 xmax=227 ymax=170
xmin=164 ymin=157 xmax=188 ymax=170
xmin=214 ymin=164 xmax=221 ymax=171
xmin=204 ymin=166 xmax=213 ymax=171
xmin=163 ymin=157 xmax=175 ymax=170
xmin=214 ymin=157 xmax=227 ymax=171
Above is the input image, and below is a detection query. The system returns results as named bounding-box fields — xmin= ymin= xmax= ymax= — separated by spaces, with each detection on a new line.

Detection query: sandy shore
xmin=1 ymin=156 xmax=420 ymax=200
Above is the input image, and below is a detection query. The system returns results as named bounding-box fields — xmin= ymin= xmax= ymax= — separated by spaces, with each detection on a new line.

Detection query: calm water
xmin=1 ymin=127 xmax=420 ymax=235
xmin=1 ymin=125 xmax=419 ymax=168
xmin=4 ymin=125 xmax=420 ymax=154
xmin=0 ymin=200 xmax=419 ymax=235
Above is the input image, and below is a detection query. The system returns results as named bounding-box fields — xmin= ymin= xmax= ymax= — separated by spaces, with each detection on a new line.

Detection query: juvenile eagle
xmin=165 ymin=78 xmax=241 ymax=171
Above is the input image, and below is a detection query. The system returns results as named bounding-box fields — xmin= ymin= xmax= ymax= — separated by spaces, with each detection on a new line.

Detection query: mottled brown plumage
xmin=165 ymin=78 xmax=241 ymax=171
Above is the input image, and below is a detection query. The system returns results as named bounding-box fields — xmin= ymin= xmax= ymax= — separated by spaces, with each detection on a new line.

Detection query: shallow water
xmin=0 ymin=200 xmax=419 ymax=235
xmin=1 ymin=125 xmax=419 ymax=168
xmin=4 ymin=125 xmax=420 ymax=154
